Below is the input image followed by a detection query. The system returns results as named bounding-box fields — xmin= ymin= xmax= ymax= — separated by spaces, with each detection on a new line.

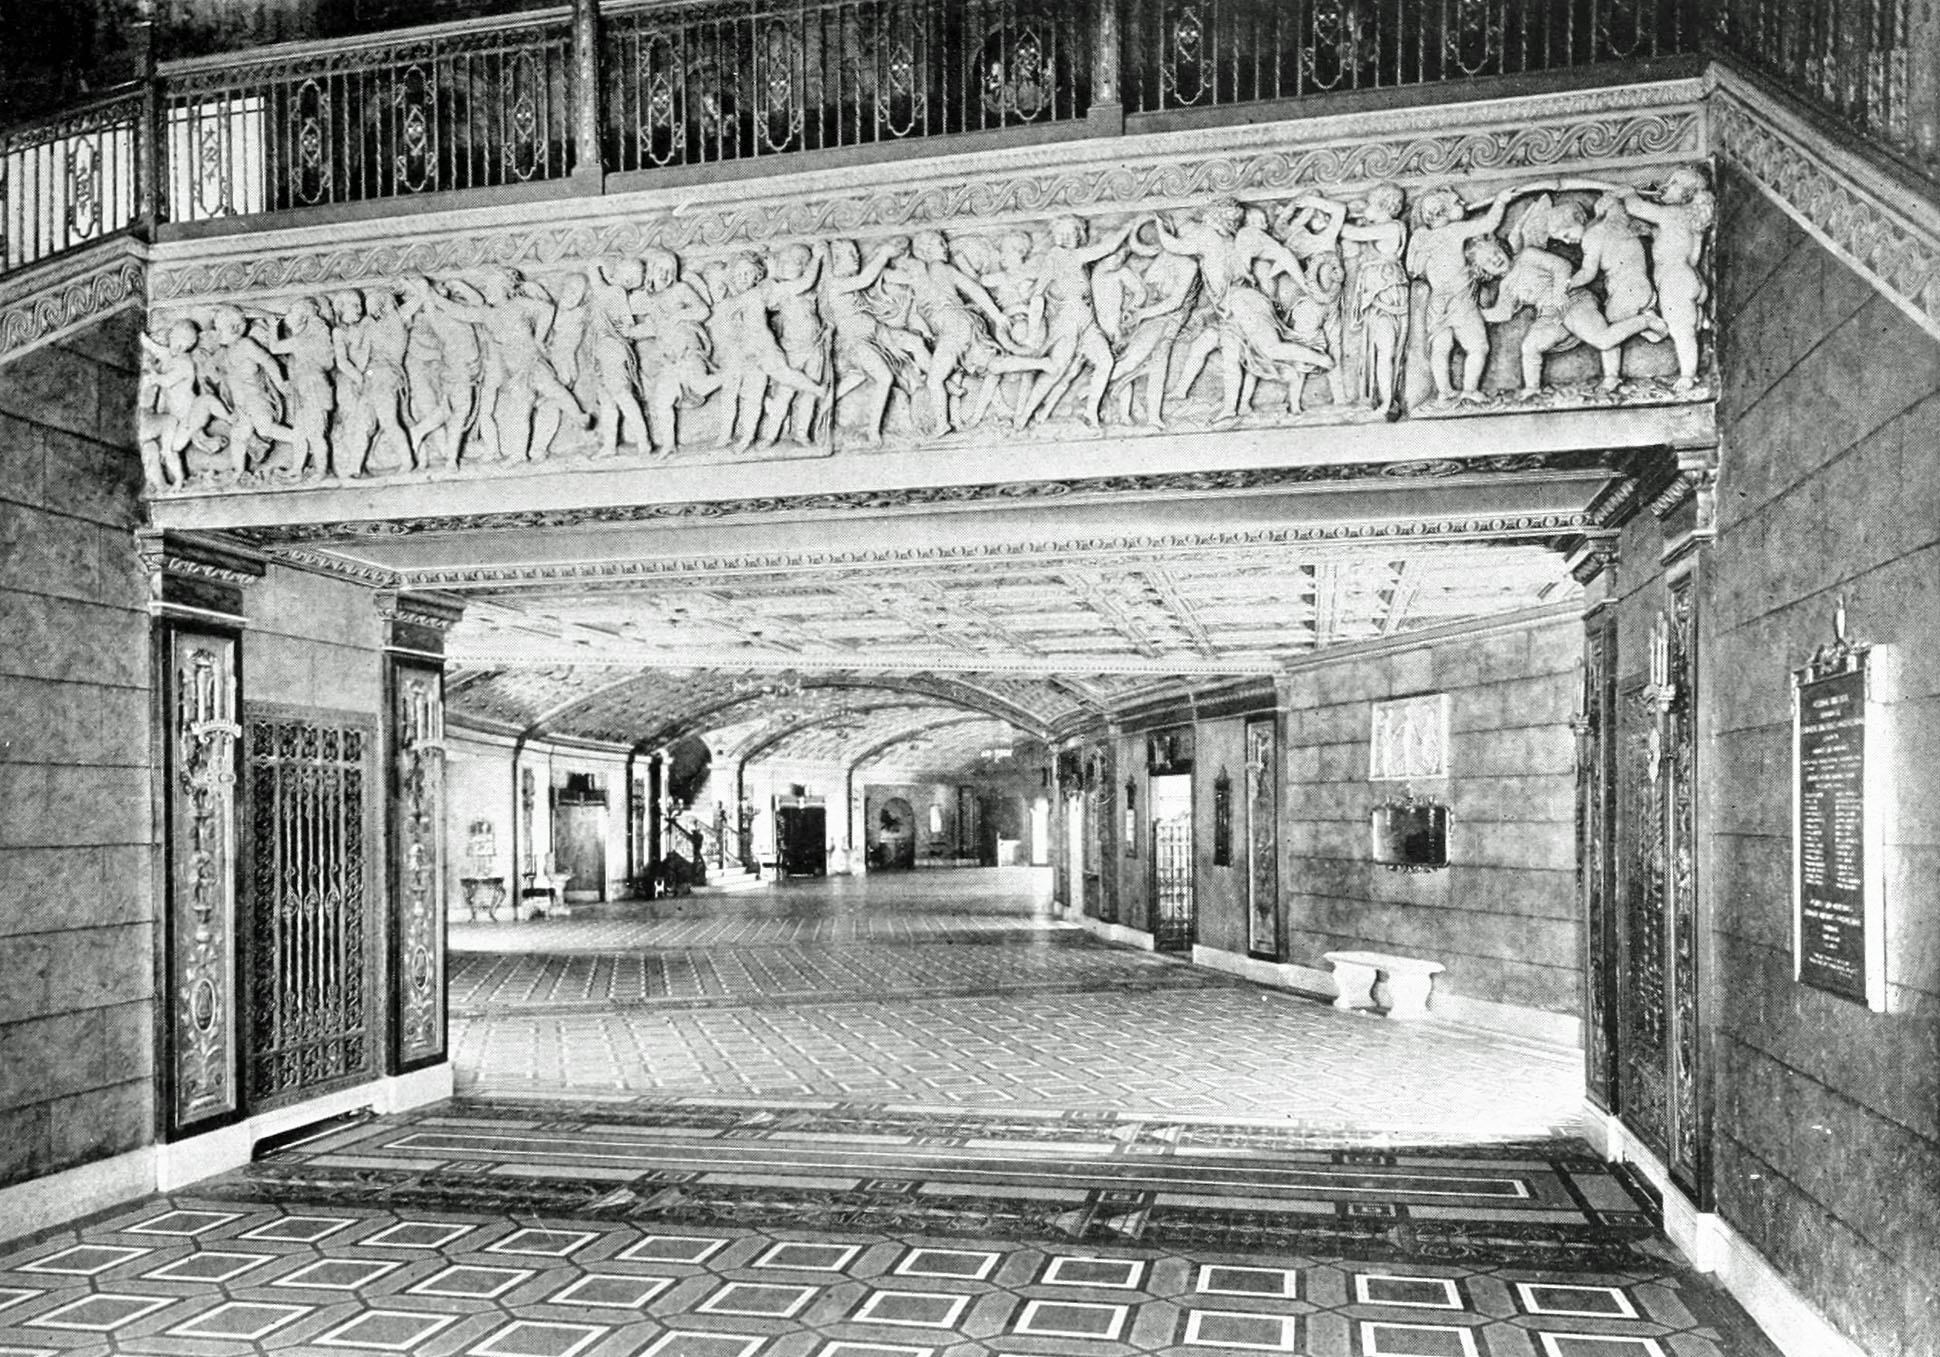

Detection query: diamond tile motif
xmin=543 ymin=1273 xmax=672 ymax=1308
xmin=363 ymin=1220 xmax=476 ymax=1249
xmin=754 ymin=1241 xmax=862 ymax=1271
xmin=1042 ymin=1255 xmax=1145 ymax=1288
xmin=240 ymin=1214 xmax=358 ymax=1242
xmin=1185 ymin=1310 xmax=1301 ymax=1350
xmin=165 ymin=1300 xmax=312 ymax=1340
xmin=851 ymin=1290 xmax=971 ymax=1328
xmin=315 ymin=1309 xmax=463 ymax=1350
xmin=126 ymin=1209 xmax=243 ymax=1236
xmin=20 ymin=1245 xmax=151 ymax=1275
xmin=639 ymin=1333 xmax=766 ymax=1357
xmin=412 ymin=1265 xmax=537 ymax=1299
xmin=1013 ymin=1299 xmax=1129 ymax=1340
xmin=274 ymin=1257 xmax=403 ymax=1290
xmin=143 ymin=1251 xmax=274 ymax=1283
xmin=1356 ymin=1275 xmax=1464 ymax=1309
xmin=0 ymin=1293 xmax=43 ymax=1316
xmin=1537 ymin=1338 xmax=1667 ymax=1357
xmin=1197 ymin=1265 xmax=1298 ymax=1298
xmin=1517 ymin=1283 xmax=1640 ymax=1319
xmin=487 ymin=1227 xmax=601 ymax=1257
xmin=1361 ymin=1322 xmax=1482 ymax=1357
xmin=698 ymin=1282 xmax=819 ymax=1318
xmin=895 ymin=1248 xmax=1001 ymax=1281
xmin=819 ymin=1345 xmax=934 ymax=1357
xmin=469 ymin=1320 xmax=609 ymax=1357
xmin=617 ymin=1234 xmax=728 ymax=1264
xmin=23 ymin=1294 xmax=174 ymax=1331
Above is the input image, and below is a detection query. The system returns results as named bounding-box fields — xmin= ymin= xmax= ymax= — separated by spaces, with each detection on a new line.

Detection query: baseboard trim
xmin=1079 ymin=917 xmax=1156 ymax=950
xmin=1431 ymin=993 xmax=1582 ymax=1047
xmin=1579 ymin=1101 xmax=1867 ymax=1357
xmin=1190 ymin=945 xmax=1332 ymax=997
xmin=0 ymin=1145 xmax=161 ymax=1247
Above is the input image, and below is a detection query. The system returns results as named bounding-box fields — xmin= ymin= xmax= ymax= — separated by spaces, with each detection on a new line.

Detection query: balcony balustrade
xmin=0 ymin=0 xmax=1930 ymax=282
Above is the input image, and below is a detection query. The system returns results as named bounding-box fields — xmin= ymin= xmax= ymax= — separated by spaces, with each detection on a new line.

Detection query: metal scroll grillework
xmin=243 ymin=709 xmax=378 ymax=1109
xmin=1151 ymin=814 xmax=1194 ymax=951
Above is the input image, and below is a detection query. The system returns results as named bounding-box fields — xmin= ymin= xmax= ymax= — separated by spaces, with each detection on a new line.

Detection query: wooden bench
xmin=1322 ymin=950 xmax=1445 ymax=1020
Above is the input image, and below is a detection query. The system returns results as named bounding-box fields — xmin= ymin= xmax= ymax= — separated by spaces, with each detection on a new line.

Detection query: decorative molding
xmin=134 ymin=529 xmax=270 ymax=588
xmin=272 ymin=547 xmax=404 ymax=589
xmin=376 ymin=590 xmax=467 ymax=632
xmin=148 ymin=86 xmax=1705 ymax=304
xmin=0 ymin=237 xmax=147 ymax=366
xmin=389 ymin=659 xmax=447 ymax=1070
xmin=1710 ymin=65 xmax=1940 ymax=344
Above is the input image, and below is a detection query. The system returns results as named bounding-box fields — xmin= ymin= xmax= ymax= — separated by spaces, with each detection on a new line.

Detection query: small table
xmin=458 ymin=876 xmax=508 ymax=922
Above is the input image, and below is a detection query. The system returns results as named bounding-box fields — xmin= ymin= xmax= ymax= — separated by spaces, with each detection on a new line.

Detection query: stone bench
xmin=1322 ymin=950 xmax=1446 ymax=1020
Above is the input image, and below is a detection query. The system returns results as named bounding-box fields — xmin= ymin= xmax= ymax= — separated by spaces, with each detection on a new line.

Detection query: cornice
xmin=375 ymin=590 xmax=467 ymax=631
xmin=133 ymin=528 xmax=269 ymax=585
xmin=269 ymin=547 xmax=404 ymax=589
xmin=226 ymin=451 xmax=1617 ymax=548
xmin=0 ymin=238 xmax=146 ymax=366
xmin=394 ymin=517 xmax=1587 ymax=592
xmin=1709 ymin=63 xmax=1940 ymax=344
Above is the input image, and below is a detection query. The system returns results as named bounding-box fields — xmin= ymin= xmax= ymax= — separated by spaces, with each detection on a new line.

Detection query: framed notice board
xmin=1792 ymin=634 xmax=1887 ymax=1010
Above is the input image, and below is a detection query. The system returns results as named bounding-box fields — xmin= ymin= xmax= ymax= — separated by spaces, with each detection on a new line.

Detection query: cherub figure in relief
xmin=1102 ymin=219 xmax=1199 ymax=427
xmin=1483 ymin=195 xmax=1666 ymax=395
xmin=440 ymin=267 xmax=589 ymax=462
xmin=581 ymin=260 xmax=650 ymax=457
xmin=824 ymin=236 xmax=921 ymax=444
xmin=882 ymin=230 xmax=1019 ymax=437
xmin=1010 ymin=214 xmax=1146 ymax=429
xmin=1302 ymin=184 xmax=1408 ymax=416
xmin=1157 ymin=198 xmax=1333 ymax=424
xmin=627 ymin=248 xmax=723 ymax=455
xmin=708 ymin=252 xmax=826 ymax=452
xmin=260 ymin=297 xmax=335 ymax=478
xmin=138 ymin=318 xmax=227 ymax=490
xmin=1621 ymin=165 xmax=1714 ymax=389
xmin=965 ymin=231 xmax=1046 ymax=426
xmin=1407 ymin=185 xmax=1518 ymax=403
xmin=760 ymin=244 xmax=832 ymax=446
xmin=401 ymin=276 xmax=484 ymax=468
xmin=209 ymin=304 xmax=295 ymax=476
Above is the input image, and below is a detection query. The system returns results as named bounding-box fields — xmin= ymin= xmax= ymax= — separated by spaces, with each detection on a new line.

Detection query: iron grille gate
xmin=1152 ymin=814 xmax=1194 ymax=952
xmin=242 ymin=707 xmax=379 ymax=1109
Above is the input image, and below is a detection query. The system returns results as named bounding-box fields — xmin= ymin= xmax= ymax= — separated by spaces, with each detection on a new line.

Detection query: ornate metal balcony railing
xmin=1711 ymin=0 xmax=1938 ymax=177
xmin=1125 ymin=0 xmax=1698 ymax=112
xmin=602 ymin=0 xmax=1091 ymax=176
xmin=0 ymin=87 xmax=142 ymax=271
xmin=160 ymin=11 xmax=576 ymax=223
xmin=0 ymin=0 xmax=1933 ymax=284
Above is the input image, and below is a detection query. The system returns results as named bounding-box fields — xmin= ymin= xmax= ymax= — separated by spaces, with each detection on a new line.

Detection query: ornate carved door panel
xmin=1244 ymin=719 xmax=1280 ymax=960
xmin=163 ymin=627 xmax=244 ymax=1135
xmin=241 ymin=706 xmax=380 ymax=1110
xmin=1611 ymin=585 xmax=1706 ymax=1203
xmin=1580 ymin=614 xmax=1619 ymax=1110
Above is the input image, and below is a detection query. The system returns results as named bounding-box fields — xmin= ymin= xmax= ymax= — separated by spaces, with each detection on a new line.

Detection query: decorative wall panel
xmin=1579 ymin=612 xmax=1619 ymax=1112
xmin=1616 ymin=675 xmax=1669 ymax=1159
xmin=1244 ymin=718 xmax=1279 ymax=960
xmin=164 ymin=627 xmax=243 ymax=1134
xmin=1664 ymin=575 xmax=1703 ymax=1198
xmin=389 ymin=660 xmax=447 ymax=1070
xmin=242 ymin=706 xmax=379 ymax=1110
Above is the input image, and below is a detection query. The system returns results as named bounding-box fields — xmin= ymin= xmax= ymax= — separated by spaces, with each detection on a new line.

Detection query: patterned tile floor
xmin=449 ymin=873 xmax=1580 ymax=1143
xmin=0 ymin=869 xmax=1782 ymax=1353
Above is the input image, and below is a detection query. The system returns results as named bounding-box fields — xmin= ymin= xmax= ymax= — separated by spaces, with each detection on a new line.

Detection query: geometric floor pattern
xmin=0 ymin=869 xmax=1781 ymax=1354
xmin=449 ymin=875 xmax=1583 ymax=1142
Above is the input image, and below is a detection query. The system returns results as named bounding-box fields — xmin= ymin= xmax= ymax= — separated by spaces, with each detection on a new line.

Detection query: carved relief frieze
xmin=0 ymin=242 xmax=146 ymax=367
xmin=134 ymin=101 xmax=1715 ymax=500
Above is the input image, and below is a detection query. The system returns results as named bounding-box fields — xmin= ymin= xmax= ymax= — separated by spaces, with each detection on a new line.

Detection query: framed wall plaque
xmin=1792 ymin=613 xmax=1886 ymax=1011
